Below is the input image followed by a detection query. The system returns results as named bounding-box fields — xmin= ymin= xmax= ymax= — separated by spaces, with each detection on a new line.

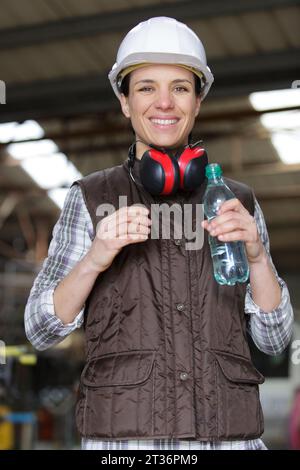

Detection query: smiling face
xmin=119 ymin=64 xmax=201 ymax=159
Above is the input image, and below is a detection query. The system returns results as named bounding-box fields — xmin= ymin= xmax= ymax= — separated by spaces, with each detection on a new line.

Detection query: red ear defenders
xmin=128 ymin=142 xmax=208 ymax=196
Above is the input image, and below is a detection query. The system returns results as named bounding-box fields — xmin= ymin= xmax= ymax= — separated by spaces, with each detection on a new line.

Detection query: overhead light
xmin=249 ymin=89 xmax=300 ymax=164
xmin=0 ymin=120 xmax=44 ymax=143
xmin=269 ymin=127 xmax=300 ymax=165
xmin=2 ymin=120 xmax=82 ymax=208
xmin=48 ymin=188 xmax=69 ymax=210
xmin=8 ymin=139 xmax=58 ymax=160
xmin=20 ymin=152 xmax=81 ymax=190
xmin=249 ymin=89 xmax=300 ymax=111
xmin=0 ymin=122 xmax=19 ymax=142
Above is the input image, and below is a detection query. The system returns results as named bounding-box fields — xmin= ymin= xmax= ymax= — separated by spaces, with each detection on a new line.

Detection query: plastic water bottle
xmin=203 ymin=163 xmax=249 ymax=286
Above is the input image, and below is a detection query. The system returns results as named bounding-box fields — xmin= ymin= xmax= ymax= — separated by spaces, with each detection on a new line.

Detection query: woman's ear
xmin=195 ymin=96 xmax=201 ymax=117
xmin=119 ymin=94 xmax=131 ymax=118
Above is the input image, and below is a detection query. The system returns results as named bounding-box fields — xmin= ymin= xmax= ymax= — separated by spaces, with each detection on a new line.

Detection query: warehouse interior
xmin=0 ymin=0 xmax=300 ymax=450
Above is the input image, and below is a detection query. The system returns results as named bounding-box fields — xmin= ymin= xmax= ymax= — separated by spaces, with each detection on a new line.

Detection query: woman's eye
xmin=138 ymin=86 xmax=153 ymax=92
xmin=174 ymin=86 xmax=189 ymax=92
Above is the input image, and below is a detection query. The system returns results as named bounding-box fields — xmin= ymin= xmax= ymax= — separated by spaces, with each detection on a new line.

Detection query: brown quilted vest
xmin=74 ymin=158 xmax=265 ymax=441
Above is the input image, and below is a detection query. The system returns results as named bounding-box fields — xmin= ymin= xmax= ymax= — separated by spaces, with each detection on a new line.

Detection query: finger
xmin=129 ymin=215 xmax=152 ymax=227
xmin=108 ymin=215 xmax=151 ymax=230
xmin=211 ymin=211 xmax=256 ymax=230
xmin=102 ymin=232 xmax=149 ymax=245
xmin=101 ymin=231 xmax=149 ymax=243
xmin=101 ymin=211 xmax=150 ymax=232
xmin=119 ymin=229 xmax=150 ymax=242
xmin=115 ymin=209 xmax=151 ymax=227
xmin=127 ymin=205 xmax=150 ymax=217
xmin=99 ymin=208 xmax=128 ymax=229
xmin=208 ymin=212 xmax=240 ymax=229
xmin=208 ymin=212 xmax=250 ymax=229
xmin=127 ymin=220 xmax=151 ymax=235
xmin=100 ymin=215 xmax=152 ymax=239
xmin=113 ymin=216 xmax=152 ymax=235
xmin=218 ymin=198 xmax=249 ymax=216
xmin=217 ymin=231 xmax=247 ymax=242
xmin=126 ymin=234 xmax=149 ymax=244
xmin=101 ymin=223 xmax=150 ymax=240
xmin=99 ymin=219 xmax=130 ymax=238
xmin=209 ymin=219 xmax=252 ymax=237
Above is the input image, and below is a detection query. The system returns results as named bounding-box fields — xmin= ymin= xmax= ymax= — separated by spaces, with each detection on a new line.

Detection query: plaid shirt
xmin=24 ymin=183 xmax=293 ymax=450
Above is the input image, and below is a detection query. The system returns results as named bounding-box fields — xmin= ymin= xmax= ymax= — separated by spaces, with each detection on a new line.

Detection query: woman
xmin=25 ymin=17 xmax=293 ymax=450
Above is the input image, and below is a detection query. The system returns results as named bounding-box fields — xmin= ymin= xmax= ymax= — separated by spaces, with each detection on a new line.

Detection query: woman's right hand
xmin=86 ymin=205 xmax=151 ymax=273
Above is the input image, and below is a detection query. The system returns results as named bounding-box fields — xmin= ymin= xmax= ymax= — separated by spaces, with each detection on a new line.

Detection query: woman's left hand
xmin=201 ymin=198 xmax=265 ymax=264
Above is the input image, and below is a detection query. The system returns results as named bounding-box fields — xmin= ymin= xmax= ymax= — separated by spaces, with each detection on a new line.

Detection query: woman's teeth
xmin=151 ymin=118 xmax=178 ymax=125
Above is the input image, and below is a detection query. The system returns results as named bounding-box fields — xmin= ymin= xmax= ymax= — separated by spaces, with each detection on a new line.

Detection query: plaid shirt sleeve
xmin=24 ymin=184 xmax=93 ymax=351
xmin=245 ymin=197 xmax=294 ymax=355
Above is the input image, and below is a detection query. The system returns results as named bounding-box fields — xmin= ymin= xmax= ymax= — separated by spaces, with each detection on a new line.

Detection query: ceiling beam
xmin=0 ymin=0 xmax=298 ymax=50
xmin=2 ymin=48 xmax=299 ymax=123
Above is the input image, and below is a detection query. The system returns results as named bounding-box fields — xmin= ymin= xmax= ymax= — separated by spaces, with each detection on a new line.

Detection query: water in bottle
xmin=203 ymin=163 xmax=249 ymax=286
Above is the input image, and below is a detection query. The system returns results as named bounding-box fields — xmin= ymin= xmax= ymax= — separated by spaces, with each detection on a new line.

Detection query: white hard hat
xmin=108 ymin=16 xmax=214 ymax=100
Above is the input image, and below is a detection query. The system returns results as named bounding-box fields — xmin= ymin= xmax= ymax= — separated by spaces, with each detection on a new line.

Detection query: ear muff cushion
xmin=140 ymin=149 xmax=180 ymax=195
xmin=177 ymin=147 xmax=208 ymax=190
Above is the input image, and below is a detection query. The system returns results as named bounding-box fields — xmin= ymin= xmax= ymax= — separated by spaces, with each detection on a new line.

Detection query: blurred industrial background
xmin=0 ymin=0 xmax=300 ymax=450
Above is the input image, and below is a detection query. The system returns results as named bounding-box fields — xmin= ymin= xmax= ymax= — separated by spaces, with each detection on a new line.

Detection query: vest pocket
xmin=211 ymin=350 xmax=265 ymax=439
xmin=82 ymin=350 xmax=155 ymax=387
xmin=77 ymin=350 xmax=156 ymax=438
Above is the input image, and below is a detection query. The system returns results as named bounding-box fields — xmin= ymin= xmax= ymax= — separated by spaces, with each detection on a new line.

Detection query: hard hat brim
xmin=108 ymin=52 xmax=214 ymax=100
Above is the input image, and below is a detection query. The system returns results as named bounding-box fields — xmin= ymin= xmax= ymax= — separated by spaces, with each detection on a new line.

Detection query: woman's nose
xmin=154 ymin=89 xmax=174 ymax=110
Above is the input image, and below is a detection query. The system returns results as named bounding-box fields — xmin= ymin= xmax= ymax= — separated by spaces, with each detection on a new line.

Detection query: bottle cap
xmin=205 ymin=163 xmax=222 ymax=179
